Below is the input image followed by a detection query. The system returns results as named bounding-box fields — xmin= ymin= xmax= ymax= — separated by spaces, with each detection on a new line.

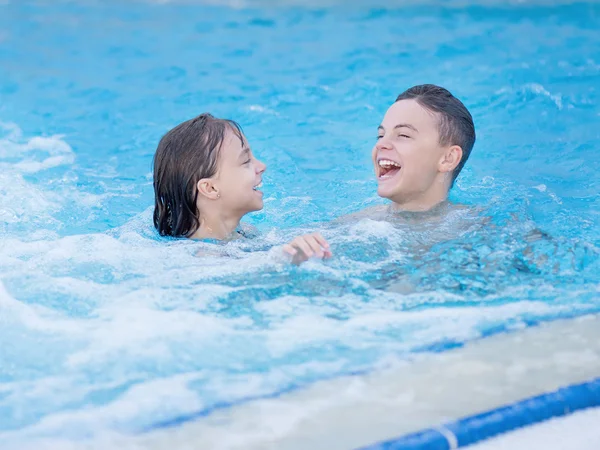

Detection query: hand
xmin=282 ymin=233 xmax=332 ymax=265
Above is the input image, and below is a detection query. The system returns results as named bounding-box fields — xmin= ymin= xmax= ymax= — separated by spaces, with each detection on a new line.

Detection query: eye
xmin=243 ymin=159 xmax=252 ymax=165
xmin=398 ymin=134 xmax=411 ymax=139
xmin=376 ymin=135 xmax=383 ymax=140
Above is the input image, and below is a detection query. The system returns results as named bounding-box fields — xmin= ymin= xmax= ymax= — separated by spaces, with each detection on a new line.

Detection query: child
xmin=152 ymin=113 xmax=331 ymax=263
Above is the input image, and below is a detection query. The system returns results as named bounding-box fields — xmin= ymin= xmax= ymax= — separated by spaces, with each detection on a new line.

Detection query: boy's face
xmin=371 ymin=99 xmax=451 ymax=205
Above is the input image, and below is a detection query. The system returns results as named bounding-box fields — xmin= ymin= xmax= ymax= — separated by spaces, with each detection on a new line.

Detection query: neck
xmin=389 ymin=179 xmax=450 ymax=212
xmin=189 ymin=210 xmax=242 ymax=241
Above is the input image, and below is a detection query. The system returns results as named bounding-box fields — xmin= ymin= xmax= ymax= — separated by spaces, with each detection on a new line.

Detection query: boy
xmin=291 ymin=85 xmax=476 ymax=262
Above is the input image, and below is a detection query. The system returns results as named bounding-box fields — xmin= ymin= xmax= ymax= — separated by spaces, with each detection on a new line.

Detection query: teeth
xmin=253 ymin=182 xmax=263 ymax=191
xmin=378 ymin=159 xmax=401 ymax=168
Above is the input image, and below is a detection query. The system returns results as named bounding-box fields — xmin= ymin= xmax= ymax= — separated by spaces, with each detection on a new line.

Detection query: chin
xmin=250 ymin=200 xmax=264 ymax=212
xmin=377 ymin=186 xmax=395 ymax=200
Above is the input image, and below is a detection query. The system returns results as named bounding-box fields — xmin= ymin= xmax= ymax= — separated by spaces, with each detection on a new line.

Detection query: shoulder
xmin=334 ymin=205 xmax=389 ymax=223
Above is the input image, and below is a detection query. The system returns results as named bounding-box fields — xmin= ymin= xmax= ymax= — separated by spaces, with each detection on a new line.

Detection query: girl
xmin=153 ymin=113 xmax=330 ymax=262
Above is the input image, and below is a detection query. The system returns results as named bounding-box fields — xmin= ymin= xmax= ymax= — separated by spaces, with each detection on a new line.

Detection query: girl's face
xmin=213 ymin=128 xmax=266 ymax=216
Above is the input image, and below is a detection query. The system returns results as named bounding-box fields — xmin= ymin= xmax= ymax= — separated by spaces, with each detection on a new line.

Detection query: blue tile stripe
xmin=358 ymin=376 xmax=600 ymax=449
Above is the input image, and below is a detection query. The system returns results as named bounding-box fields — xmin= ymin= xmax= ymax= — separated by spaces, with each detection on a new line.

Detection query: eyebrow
xmin=238 ymin=147 xmax=251 ymax=159
xmin=378 ymin=123 xmax=419 ymax=133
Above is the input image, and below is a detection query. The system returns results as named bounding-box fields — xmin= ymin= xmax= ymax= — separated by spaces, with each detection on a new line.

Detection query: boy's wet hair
xmin=153 ymin=113 xmax=244 ymax=237
xmin=396 ymin=84 xmax=475 ymax=184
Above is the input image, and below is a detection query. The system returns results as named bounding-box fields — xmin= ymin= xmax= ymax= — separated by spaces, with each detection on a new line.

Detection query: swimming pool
xmin=1 ymin=0 xmax=599 ymax=448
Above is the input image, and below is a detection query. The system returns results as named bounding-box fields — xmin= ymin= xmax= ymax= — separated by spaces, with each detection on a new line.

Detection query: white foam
xmin=0 ymin=124 xmax=145 ymax=233
xmin=0 ymin=280 xmax=80 ymax=333
xmin=0 ymin=124 xmax=75 ymax=226
xmin=523 ymin=83 xmax=564 ymax=110
xmin=0 ymin=170 xmax=62 ymax=224
xmin=247 ymin=105 xmax=280 ymax=116
xmin=64 ymin=302 xmax=252 ymax=368
xmin=0 ymin=124 xmax=74 ymax=170
xmin=0 ymin=374 xmax=204 ymax=444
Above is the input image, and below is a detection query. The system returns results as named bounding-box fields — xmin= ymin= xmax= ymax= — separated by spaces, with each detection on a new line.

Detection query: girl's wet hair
xmin=153 ymin=113 xmax=244 ymax=237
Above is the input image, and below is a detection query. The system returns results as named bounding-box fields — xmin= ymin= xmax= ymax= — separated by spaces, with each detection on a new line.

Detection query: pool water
xmin=0 ymin=0 xmax=599 ymax=447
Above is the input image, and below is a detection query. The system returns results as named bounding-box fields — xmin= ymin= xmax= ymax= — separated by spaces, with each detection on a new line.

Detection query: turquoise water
xmin=1 ymin=0 xmax=599 ymax=447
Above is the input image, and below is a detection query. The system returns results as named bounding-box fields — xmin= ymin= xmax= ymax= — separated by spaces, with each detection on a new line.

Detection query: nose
xmin=255 ymin=157 xmax=266 ymax=174
xmin=376 ymin=136 xmax=393 ymax=152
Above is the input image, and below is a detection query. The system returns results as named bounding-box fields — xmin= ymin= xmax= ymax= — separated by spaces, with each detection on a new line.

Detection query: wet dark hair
xmin=396 ymin=84 xmax=476 ymax=184
xmin=153 ymin=113 xmax=244 ymax=237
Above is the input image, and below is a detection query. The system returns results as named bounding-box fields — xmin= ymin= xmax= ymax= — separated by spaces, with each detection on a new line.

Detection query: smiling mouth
xmin=377 ymin=159 xmax=401 ymax=179
xmin=253 ymin=182 xmax=263 ymax=191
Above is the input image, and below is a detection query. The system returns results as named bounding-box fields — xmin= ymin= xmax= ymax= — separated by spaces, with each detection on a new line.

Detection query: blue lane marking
xmin=359 ymin=376 xmax=600 ymax=449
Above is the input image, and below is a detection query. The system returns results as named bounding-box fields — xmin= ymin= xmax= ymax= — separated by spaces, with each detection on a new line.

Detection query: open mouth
xmin=253 ymin=182 xmax=263 ymax=191
xmin=377 ymin=159 xmax=401 ymax=179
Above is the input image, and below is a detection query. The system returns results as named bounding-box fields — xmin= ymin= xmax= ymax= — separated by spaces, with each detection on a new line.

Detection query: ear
xmin=196 ymin=179 xmax=220 ymax=200
xmin=438 ymin=145 xmax=463 ymax=174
